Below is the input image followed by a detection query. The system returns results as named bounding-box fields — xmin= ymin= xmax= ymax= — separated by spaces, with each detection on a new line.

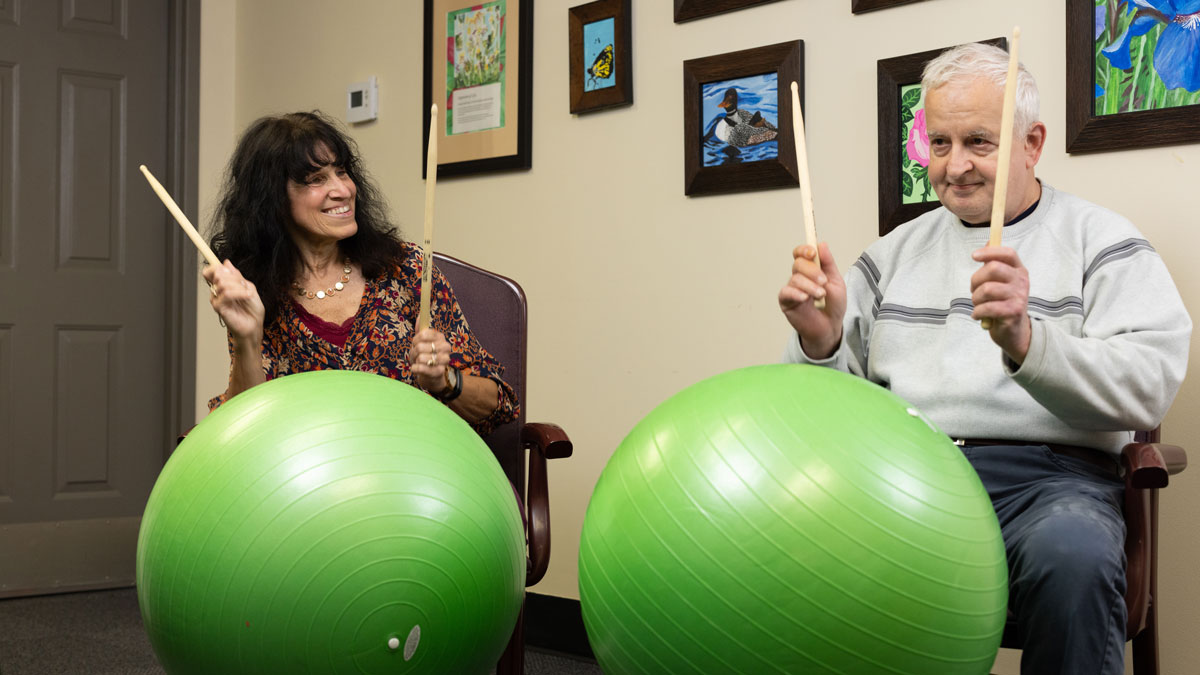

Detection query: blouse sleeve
xmin=206 ymin=330 xmax=279 ymax=412
xmin=430 ymin=265 xmax=521 ymax=435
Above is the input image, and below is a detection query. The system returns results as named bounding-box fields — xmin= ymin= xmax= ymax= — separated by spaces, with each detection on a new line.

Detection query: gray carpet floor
xmin=0 ymin=588 xmax=601 ymax=675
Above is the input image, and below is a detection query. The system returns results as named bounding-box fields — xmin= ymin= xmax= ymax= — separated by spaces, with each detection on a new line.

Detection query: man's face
xmin=925 ymin=77 xmax=1037 ymax=224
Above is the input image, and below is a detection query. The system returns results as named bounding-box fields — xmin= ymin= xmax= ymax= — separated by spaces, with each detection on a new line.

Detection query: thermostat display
xmin=347 ymin=76 xmax=378 ymax=123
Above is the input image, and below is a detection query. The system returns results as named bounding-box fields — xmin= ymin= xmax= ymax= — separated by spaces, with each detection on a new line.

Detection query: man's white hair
xmin=921 ymin=42 xmax=1040 ymax=135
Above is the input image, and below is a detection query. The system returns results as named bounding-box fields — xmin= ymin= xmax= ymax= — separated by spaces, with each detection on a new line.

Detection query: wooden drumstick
xmin=140 ymin=164 xmax=221 ymax=268
xmin=418 ymin=104 xmax=438 ymax=332
xmin=981 ymin=27 xmax=1021 ymax=330
xmin=790 ymin=81 xmax=824 ymax=310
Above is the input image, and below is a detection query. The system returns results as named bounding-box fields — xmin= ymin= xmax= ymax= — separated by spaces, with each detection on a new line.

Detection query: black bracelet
xmin=438 ymin=366 xmax=464 ymax=402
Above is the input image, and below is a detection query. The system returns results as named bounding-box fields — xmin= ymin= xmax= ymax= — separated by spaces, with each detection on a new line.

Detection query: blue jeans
xmin=961 ymin=444 xmax=1126 ymax=675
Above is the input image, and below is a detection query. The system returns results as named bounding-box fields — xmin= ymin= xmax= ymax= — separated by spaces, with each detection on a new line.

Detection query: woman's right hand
xmin=202 ymin=260 xmax=265 ymax=342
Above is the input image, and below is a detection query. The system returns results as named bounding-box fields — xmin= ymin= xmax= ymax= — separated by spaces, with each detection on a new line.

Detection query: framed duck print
xmin=683 ymin=40 xmax=804 ymax=196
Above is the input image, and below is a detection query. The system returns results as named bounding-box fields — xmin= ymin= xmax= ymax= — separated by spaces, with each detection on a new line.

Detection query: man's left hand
xmin=971 ymin=246 xmax=1032 ymax=364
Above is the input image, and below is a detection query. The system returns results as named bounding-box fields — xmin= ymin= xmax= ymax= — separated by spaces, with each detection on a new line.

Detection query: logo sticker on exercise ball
xmin=907 ymin=406 xmax=940 ymax=434
xmin=404 ymin=624 xmax=421 ymax=661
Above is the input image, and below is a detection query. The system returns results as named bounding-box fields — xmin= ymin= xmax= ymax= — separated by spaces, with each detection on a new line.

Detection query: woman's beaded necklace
xmin=294 ymin=258 xmax=351 ymax=300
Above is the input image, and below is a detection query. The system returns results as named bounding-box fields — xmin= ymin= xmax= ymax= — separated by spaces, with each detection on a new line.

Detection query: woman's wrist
xmin=233 ymin=330 xmax=263 ymax=354
xmin=437 ymin=366 xmax=463 ymax=402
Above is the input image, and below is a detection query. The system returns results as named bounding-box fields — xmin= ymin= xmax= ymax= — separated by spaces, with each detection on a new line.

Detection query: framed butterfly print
xmin=423 ymin=0 xmax=533 ymax=177
xmin=569 ymin=0 xmax=633 ymax=114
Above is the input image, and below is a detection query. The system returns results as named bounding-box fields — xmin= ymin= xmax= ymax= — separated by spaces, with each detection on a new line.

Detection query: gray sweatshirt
xmin=784 ymin=183 xmax=1191 ymax=455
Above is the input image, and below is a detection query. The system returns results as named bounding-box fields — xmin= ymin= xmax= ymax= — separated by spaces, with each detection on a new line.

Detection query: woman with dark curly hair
xmin=202 ymin=111 xmax=517 ymax=434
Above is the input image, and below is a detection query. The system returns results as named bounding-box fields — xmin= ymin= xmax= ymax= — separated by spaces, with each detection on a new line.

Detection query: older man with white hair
xmin=778 ymin=42 xmax=1191 ymax=674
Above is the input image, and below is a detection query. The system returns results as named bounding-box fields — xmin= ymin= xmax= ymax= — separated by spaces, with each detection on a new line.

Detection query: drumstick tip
xmin=431 ymin=103 xmax=438 ymax=116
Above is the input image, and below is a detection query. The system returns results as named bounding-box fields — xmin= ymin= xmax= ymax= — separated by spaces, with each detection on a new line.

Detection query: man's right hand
xmin=778 ymin=242 xmax=846 ymax=359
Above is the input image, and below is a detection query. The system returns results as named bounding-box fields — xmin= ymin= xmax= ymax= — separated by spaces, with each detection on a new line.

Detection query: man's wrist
xmin=799 ymin=331 xmax=841 ymax=360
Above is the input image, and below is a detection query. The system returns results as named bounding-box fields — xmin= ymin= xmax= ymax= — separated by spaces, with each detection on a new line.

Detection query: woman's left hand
xmin=408 ymin=328 xmax=453 ymax=395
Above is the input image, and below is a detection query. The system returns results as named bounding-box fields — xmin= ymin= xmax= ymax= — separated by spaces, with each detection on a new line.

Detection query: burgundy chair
xmin=433 ymin=252 xmax=573 ymax=675
xmin=998 ymin=431 xmax=1186 ymax=675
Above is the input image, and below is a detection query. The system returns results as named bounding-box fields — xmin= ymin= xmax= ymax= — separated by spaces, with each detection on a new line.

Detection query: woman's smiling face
xmin=286 ymin=145 xmax=358 ymax=246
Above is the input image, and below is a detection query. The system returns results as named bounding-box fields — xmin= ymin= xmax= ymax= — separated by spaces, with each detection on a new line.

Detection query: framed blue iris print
xmin=569 ymin=0 xmax=633 ymax=114
xmin=1067 ymin=0 xmax=1200 ymax=152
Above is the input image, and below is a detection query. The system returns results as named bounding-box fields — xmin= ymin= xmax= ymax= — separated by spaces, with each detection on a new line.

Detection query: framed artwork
xmin=875 ymin=38 xmax=1005 ymax=235
xmin=569 ymin=0 xmax=633 ymax=114
xmin=683 ymin=40 xmax=804 ymax=196
xmin=423 ymin=0 xmax=533 ymax=177
xmin=674 ymin=0 xmax=784 ymax=23
xmin=1067 ymin=0 xmax=1200 ymax=153
xmin=851 ymin=0 xmax=924 ymax=13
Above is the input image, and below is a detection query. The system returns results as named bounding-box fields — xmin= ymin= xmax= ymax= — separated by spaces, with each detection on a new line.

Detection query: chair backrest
xmin=433 ymin=252 xmax=527 ymax=491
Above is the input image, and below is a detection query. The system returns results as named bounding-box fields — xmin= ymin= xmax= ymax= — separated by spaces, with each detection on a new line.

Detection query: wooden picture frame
xmin=569 ymin=0 xmax=633 ymax=114
xmin=1066 ymin=0 xmax=1200 ymax=153
xmin=683 ymin=40 xmax=803 ymax=196
xmin=851 ymin=0 xmax=924 ymax=13
xmin=423 ymin=0 xmax=533 ymax=177
xmin=674 ymin=0 xmax=784 ymax=23
xmin=875 ymin=38 xmax=1005 ymax=235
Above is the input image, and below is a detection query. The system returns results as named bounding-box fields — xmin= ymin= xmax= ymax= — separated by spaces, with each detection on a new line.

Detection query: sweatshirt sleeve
xmin=1008 ymin=243 xmax=1191 ymax=431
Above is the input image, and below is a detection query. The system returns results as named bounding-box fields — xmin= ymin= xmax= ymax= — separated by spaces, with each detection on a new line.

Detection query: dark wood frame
xmin=875 ymin=38 xmax=1005 ymax=235
xmin=423 ymin=0 xmax=534 ymax=177
xmin=674 ymin=0 xmax=783 ymax=23
xmin=851 ymin=0 xmax=923 ymax=13
xmin=1066 ymin=0 xmax=1200 ymax=153
xmin=569 ymin=0 xmax=633 ymax=114
xmin=683 ymin=40 xmax=803 ymax=197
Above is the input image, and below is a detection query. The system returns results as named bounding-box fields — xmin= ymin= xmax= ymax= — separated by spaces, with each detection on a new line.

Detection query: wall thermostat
xmin=346 ymin=76 xmax=378 ymax=123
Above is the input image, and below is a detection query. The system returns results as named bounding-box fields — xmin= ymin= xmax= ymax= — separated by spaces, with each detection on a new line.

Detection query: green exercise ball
xmin=579 ymin=365 xmax=1007 ymax=674
xmin=136 ymin=370 xmax=524 ymax=675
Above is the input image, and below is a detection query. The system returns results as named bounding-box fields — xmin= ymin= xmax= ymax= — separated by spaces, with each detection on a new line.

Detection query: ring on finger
xmin=427 ymin=354 xmax=437 ymax=367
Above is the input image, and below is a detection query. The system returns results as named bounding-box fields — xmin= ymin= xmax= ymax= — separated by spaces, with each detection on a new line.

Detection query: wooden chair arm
xmin=522 ymin=422 xmax=573 ymax=586
xmin=1121 ymin=443 xmax=1187 ymax=490
xmin=522 ymin=422 xmax=573 ymax=459
xmin=1119 ymin=441 xmax=1184 ymax=639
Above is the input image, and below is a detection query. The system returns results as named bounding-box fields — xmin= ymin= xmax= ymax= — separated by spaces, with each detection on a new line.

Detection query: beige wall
xmin=198 ymin=2 xmax=1199 ymax=671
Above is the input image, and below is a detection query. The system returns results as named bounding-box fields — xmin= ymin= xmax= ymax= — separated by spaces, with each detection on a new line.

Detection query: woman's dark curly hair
xmin=209 ymin=111 xmax=406 ymax=323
